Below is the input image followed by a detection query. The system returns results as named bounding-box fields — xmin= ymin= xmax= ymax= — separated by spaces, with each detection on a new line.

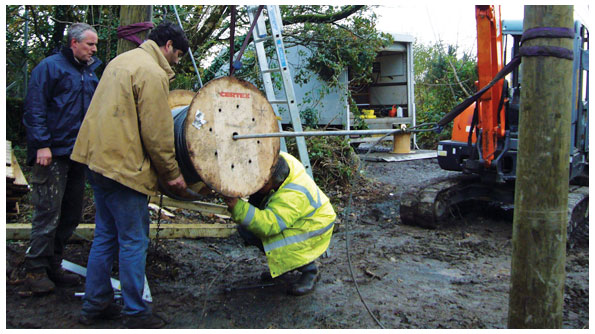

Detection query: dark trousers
xmin=237 ymin=226 xmax=317 ymax=273
xmin=25 ymin=156 xmax=86 ymax=270
xmin=237 ymin=225 xmax=265 ymax=252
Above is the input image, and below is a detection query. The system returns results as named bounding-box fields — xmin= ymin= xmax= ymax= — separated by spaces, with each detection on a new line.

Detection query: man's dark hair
xmin=148 ymin=21 xmax=189 ymax=53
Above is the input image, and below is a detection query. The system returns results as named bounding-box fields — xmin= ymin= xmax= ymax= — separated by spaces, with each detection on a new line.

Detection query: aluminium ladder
xmin=247 ymin=5 xmax=313 ymax=178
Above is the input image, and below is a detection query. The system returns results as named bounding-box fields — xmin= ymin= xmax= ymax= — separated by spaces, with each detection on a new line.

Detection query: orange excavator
xmin=400 ymin=5 xmax=589 ymax=241
xmin=449 ymin=6 xmax=505 ymax=169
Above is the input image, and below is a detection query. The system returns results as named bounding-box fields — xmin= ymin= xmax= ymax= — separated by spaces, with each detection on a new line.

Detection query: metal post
xmin=173 ymin=5 xmax=203 ymax=88
xmin=232 ymin=128 xmax=407 ymax=140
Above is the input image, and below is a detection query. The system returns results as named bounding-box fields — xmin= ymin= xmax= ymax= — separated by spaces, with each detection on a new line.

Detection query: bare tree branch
xmin=191 ymin=6 xmax=228 ymax=47
xmin=446 ymin=56 xmax=471 ymax=96
xmin=282 ymin=5 xmax=365 ymax=25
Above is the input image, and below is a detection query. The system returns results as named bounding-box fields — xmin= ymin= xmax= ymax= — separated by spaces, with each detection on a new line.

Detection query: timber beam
xmin=6 ymin=223 xmax=237 ymax=240
xmin=148 ymin=196 xmax=230 ymax=217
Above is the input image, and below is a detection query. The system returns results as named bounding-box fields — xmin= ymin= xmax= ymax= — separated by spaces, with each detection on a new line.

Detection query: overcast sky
xmin=373 ymin=3 xmax=591 ymax=55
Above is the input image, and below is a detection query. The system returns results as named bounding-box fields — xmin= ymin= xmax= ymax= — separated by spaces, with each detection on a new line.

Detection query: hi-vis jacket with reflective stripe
xmin=230 ymin=152 xmax=336 ymax=277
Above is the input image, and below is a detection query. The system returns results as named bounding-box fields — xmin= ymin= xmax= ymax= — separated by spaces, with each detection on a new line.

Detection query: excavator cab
xmin=436 ymin=13 xmax=589 ymax=185
xmin=500 ymin=19 xmax=589 ymax=183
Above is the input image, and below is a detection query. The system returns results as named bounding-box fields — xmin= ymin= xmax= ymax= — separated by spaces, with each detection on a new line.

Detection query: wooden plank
xmin=184 ymin=76 xmax=280 ymax=197
xmin=148 ymin=223 xmax=237 ymax=239
xmin=6 ymin=223 xmax=237 ymax=240
xmin=359 ymin=150 xmax=437 ymax=162
xmin=7 ymin=166 xmax=15 ymax=180
xmin=7 ymin=140 xmax=13 ymax=166
xmin=349 ymin=136 xmax=393 ymax=144
xmin=10 ymin=150 xmax=29 ymax=186
xmin=148 ymin=196 xmax=230 ymax=217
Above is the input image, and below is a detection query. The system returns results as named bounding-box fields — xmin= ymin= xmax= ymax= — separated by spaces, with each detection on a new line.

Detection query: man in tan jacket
xmin=71 ymin=21 xmax=188 ymax=329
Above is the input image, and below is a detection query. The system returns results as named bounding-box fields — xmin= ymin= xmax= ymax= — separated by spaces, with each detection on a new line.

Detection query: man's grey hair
xmin=66 ymin=23 xmax=97 ymax=44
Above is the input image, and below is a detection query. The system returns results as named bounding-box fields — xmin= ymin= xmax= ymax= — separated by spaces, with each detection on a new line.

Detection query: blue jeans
xmin=81 ymin=170 xmax=151 ymax=316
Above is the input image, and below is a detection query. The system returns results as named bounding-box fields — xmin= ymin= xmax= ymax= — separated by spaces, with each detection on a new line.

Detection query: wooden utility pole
xmin=508 ymin=5 xmax=574 ymax=328
xmin=117 ymin=5 xmax=153 ymax=55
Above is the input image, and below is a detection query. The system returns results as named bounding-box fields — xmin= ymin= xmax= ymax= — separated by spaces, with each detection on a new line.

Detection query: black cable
xmin=343 ymin=136 xmax=387 ymax=329
xmin=173 ymin=106 xmax=201 ymax=185
xmin=342 ymin=123 xmax=437 ymax=328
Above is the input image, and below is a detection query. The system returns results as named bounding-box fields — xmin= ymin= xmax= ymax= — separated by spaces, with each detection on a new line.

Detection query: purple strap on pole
xmin=520 ymin=26 xmax=574 ymax=60
xmin=117 ymin=22 xmax=155 ymax=46
xmin=520 ymin=45 xmax=574 ymax=60
xmin=521 ymin=27 xmax=574 ymax=44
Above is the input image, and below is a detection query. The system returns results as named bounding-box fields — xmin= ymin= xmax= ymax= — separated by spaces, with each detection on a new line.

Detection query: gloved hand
xmin=222 ymin=196 xmax=239 ymax=209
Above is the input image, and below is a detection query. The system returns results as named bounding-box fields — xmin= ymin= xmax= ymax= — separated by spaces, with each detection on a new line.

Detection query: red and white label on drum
xmin=219 ymin=91 xmax=251 ymax=99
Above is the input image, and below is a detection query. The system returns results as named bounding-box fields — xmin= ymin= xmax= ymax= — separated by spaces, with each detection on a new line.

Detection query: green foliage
xmin=300 ymin=15 xmax=392 ymax=89
xmin=348 ymin=95 xmax=368 ymax=130
xmin=6 ymin=5 xmax=122 ymax=100
xmin=6 ymin=98 xmax=26 ymax=145
xmin=286 ymin=129 xmax=360 ymax=192
xmin=413 ymin=42 xmax=477 ymax=148
xmin=299 ymin=107 xmax=320 ymax=128
xmin=7 ymin=4 xmax=386 ymax=141
xmin=170 ymin=72 xmax=198 ymax=91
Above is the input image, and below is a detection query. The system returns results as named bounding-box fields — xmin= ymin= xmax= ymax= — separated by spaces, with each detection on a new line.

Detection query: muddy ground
xmin=5 ymin=157 xmax=589 ymax=329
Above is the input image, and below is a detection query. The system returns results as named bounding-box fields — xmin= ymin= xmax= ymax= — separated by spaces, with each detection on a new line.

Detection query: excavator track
xmin=400 ymin=177 xmax=589 ymax=246
xmin=399 ymin=175 xmax=488 ymax=229
xmin=567 ymin=185 xmax=589 ymax=248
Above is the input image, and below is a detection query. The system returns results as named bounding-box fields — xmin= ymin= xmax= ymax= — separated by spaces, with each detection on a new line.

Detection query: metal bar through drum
xmin=233 ymin=129 xmax=408 ymax=140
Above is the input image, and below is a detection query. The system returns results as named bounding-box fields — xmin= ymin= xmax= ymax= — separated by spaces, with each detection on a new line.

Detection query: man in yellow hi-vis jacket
xmin=223 ymin=152 xmax=336 ymax=295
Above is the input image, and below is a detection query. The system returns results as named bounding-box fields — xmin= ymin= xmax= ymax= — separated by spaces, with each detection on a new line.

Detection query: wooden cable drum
xmin=168 ymin=89 xmax=195 ymax=109
xmin=171 ymin=76 xmax=280 ymax=198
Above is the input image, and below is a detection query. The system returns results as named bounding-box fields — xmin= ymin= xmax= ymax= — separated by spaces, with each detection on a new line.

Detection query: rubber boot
xmin=260 ymin=270 xmax=288 ymax=282
xmin=287 ymin=263 xmax=319 ymax=296
xmin=260 ymin=271 xmax=274 ymax=282
xmin=24 ymin=268 xmax=56 ymax=295
xmin=48 ymin=258 xmax=81 ymax=287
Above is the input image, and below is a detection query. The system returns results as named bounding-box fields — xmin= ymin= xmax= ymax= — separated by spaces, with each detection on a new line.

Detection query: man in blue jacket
xmin=22 ymin=23 xmax=101 ymax=295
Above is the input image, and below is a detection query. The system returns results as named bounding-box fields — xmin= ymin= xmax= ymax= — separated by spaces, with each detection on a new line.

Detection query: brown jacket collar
xmin=139 ymin=40 xmax=175 ymax=81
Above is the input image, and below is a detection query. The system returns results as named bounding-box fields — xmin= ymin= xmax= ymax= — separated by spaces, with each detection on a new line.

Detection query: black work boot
xmin=287 ymin=263 xmax=320 ymax=296
xmin=48 ymin=258 xmax=81 ymax=287
xmin=260 ymin=271 xmax=274 ymax=282
xmin=79 ymin=303 xmax=123 ymax=325
xmin=260 ymin=271 xmax=287 ymax=282
xmin=24 ymin=268 xmax=56 ymax=295
xmin=123 ymin=313 xmax=166 ymax=329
